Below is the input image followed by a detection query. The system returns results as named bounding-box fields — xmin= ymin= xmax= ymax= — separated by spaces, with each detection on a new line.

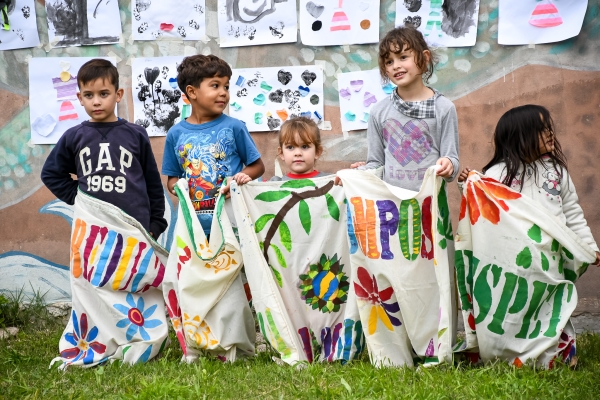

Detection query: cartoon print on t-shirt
xmin=542 ymin=169 xmax=561 ymax=196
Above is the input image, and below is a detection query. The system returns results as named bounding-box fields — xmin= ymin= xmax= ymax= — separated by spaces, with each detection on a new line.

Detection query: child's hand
xmin=458 ymin=167 xmax=471 ymax=183
xmin=350 ymin=162 xmax=366 ymax=169
xmin=594 ymin=252 xmax=600 ymax=266
xmin=436 ymin=157 xmax=454 ymax=178
xmin=232 ymin=172 xmax=252 ymax=185
xmin=334 ymin=175 xmax=343 ymax=186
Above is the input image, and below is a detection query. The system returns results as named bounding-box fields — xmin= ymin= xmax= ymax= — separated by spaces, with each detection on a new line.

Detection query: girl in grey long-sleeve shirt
xmin=359 ymin=27 xmax=459 ymax=192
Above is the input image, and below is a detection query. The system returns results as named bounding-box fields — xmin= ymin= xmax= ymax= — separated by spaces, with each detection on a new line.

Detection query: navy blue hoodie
xmin=41 ymin=119 xmax=167 ymax=237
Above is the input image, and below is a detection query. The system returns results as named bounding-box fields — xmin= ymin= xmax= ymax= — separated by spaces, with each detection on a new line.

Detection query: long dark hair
xmin=482 ymin=105 xmax=568 ymax=190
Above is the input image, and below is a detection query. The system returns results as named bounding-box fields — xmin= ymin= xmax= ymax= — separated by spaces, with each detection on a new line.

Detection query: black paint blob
xmin=269 ymin=89 xmax=284 ymax=103
xmin=312 ymin=20 xmax=322 ymax=31
xmin=277 ymin=70 xmax=292 ymax=85
xmin=301 ymin=70 xmax=317 ymax=86
xmin=310 ymin=94 xmax=319 ymax=105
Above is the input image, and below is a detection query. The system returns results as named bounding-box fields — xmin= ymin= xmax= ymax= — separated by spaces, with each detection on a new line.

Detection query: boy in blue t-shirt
xmin=162 ymin=55 xmax=264 ymax=235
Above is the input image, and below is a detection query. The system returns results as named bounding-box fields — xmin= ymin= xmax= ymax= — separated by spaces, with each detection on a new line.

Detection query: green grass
xmin=2 ymin=325 xmax=600 ymax=399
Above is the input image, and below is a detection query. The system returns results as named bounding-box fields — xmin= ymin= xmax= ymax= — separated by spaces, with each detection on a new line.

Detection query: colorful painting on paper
xmin=0 ymin=0 xmax=40 ymax=50
xmin=133 ymin=0 xmax=206 ymax=41
xmin=230 ymin=66 xmax=324 ymax=132
xmin=231 ymin=176 xmax=364 ymax=364
xmin=217 ymin=0 xmax=297 ymax=47
xmin=337 ymin=167 xmax=456 ymax=367
xmin=499 ymin=0 xmax=588 ymax=45
xmin=299 ymin=0 xmax=381 ymax=46
xmin=455 ymin=171 xmax=596 ymax=367
xmin=28 ymin=57 xmax=117 ymax=144
xmin=395 ymin=0 xmax=481 ymax=47
xmin=50 ymin=192 xmax=169 ymax=369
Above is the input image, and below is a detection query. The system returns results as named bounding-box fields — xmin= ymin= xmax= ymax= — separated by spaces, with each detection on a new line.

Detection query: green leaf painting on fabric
xmin=281 ymin=179 xmax=316 ymax=189
xmin=255 ymin=190 xmax=292 ymax=202
xmin=255 ymin=214 xmax=276 ymax=233
xmin=527 ymin=224 xmax=542 ymax=243
xmin=437 ymin=181 xmax=453 ymax=240
xmin=438 ymin=327 xmax=447 ymax=338
xmin=271 ymin=244 xmax=287 ymax=269
xmin=325 ymin=194 xmax=340 ymax=221
xmin=516 ymin=247 xmax=532 ymax=269
xmin=541 ymin=252 xmax=549 ymax=272
xmin=279 ymin=221 xmax=292 ymax=252
xmin=299 ymin=199 xmax=312 ymax=235
xmin=270 ymin=264 xmax=283 ymax=287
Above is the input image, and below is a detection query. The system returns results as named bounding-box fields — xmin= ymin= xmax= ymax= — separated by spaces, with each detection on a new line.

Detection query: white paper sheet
xmin=29 ymin=57 xmax=117 ymax=145
xmin=230 ymin=65 xmax=324 ymax=132
xmin=300 ymin=0 xmax=380 ymax=46
xmin=0 ymin=0 xmax=40 ymax=50
xmin=46 ymin=0 xmax=122 ymax=47
xmin=131 ymin=56 xmax=187 ymax=137
xmin=133 ymin=0 xmax=206 ymax=41
xmin=499 ymin=0 xmax=587 ymax=45
xmin=395 ymin=0 xmax=480 ymax=47
xmin=217 ymin=0 xmax=297 ymax=47
xmin=337 ymin=69 xmax=395 ymax=132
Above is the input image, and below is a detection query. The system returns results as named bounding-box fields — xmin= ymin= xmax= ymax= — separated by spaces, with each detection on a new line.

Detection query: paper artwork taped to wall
xmin=29 ymin=57 xmax=117 ymax=144
xmin=132 ymin=57 xmax=188 ymax=137
xmin=217 ymin=0 xmax=297 ymax=47
xmin=46 ymin=0 xmax=122 ymax=47
xmin=498 ymin=0 xmax=587 ymax=45
xmin=0 ymin=0 xmax=40 ymax=50
xmin=299 ymin=0 xmax=381 ymax=46
xmin=230 ymin=66 xmax=324 ymax=132
xmin=395 ymin=0 xmax=480 ymax=47
xmin=133 ymin=0 xmax=206 ymax=41
xmin=337 ymin=69 xmax=395 ymax=132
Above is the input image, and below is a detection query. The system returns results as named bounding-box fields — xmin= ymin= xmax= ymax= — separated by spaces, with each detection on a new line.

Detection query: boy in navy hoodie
xmin=42 ymin=59 xmax=167 ymax=238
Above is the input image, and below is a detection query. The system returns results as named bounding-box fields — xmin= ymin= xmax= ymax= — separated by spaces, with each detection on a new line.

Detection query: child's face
xmin=538 ymin=122 xmax=555 ymax=155
xmin=186 ymin=75 xmax=230 ymax=118
xmin=279 ymin=139 xmax=319 ymax=175
xmin=384 ymin=45 xmax=429 ymax=90
xmin=77 ymin=78 xmax=123 ymax=123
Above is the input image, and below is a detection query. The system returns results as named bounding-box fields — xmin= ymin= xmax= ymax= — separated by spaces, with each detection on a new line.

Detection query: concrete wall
xmin=1 ymin=0 xmax=600 ymax=317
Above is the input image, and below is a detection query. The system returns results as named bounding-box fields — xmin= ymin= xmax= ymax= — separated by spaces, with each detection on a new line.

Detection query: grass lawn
xmin=1 ymin=325 xmax=600 ymax=399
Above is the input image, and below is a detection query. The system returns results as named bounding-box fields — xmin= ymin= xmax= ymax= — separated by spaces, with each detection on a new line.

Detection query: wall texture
xmin=1 ymin=0 xmax=600 ymax=314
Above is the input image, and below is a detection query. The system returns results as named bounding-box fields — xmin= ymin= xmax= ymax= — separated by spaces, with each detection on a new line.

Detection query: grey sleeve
xmin=360 ymin=107 xmax=385 ymax=170
xmin=439 ymin=103 xmax=460 ymax=182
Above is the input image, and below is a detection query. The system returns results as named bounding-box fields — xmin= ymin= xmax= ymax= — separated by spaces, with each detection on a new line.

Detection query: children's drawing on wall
xmin=217 ymin=0 xmax=297 ymax=47
xmin=133 ymin=0 xmax=206 ymax=41
xmin=29 ymin=57 xmax=117 ymax=144
xmin=230 ymin=66 xmax=324 ymax=132
xmin=395 ymin=0 xmax=480 ymax=47
xmin=132 ymin=57 xmax=187 ymax=137
xmin=337 ymin=69 xmax=395 ymax=132
xmin=46 ymin=0 xmax=122 ymax=47
xmin=0 ymin=0 xmax=39 ymax=50
xmin=499 ymin=0 xmax=587 ymax=45
xmin=299 ymin=0 xmax=381 ymax=46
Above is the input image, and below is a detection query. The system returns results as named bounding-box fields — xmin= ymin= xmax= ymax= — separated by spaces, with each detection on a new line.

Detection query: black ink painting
xmin=441 ymin=0 xmax=478 ymax=38
xmin=46 ymin=0 xmax=121 ymax=46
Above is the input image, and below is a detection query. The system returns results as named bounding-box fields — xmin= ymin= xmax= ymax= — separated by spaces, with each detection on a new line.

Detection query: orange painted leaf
xmin=474 ymin=183 xmax=500 ymax=224
xmin=459 ymin=195 xmax=467 ymax=220
xmin=467 ymin=184 xmax=480 ymax=225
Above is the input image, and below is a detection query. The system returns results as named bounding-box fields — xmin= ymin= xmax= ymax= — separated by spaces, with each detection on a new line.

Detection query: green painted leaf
xmin=541 ymin=251 xmax=549 ymax=272
xmin=270 ymin=265 xmax=283 ymax=287
xmin=438 ymin=327 xmax=448 ymax=338
xmin=281 ymin=179 xmax=316 ymax=189
xmin=255 ymin=214 xmax=276 ymax=233
xmin=551 ymin=239 xmax=560 ymax=252
xmin=516 ymin=246 xmax=532 ymax=269
xmin=255 ymin=190 xmax=291 ymax=202
xmin=299 ymin=199 xmax=311 ymax=235
xmin=439 ymin=238 xmax=447 ymax=249
xmin=527 ymin=224 xmax=542 ymax=243
xmin=325 ymin=194 xmax=340 ymax=221
xmin=562 ymin=247 xmax=574 ymax=260
xmin=279 ymin=221 xmax=292 ymax=252
xmin=259 ymin=241 xmax=264 ymax=252
xmin=271 ymin=244 xmax=287 ymax=269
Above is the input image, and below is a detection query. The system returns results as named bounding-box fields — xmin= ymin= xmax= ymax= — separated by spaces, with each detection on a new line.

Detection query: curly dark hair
xmin=378 ymin=26 xmax=436 ymax=83
xmin=176 ymin=55 xmax=232 ymax=94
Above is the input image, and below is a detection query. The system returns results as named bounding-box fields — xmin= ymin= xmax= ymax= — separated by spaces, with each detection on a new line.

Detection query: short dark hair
xmin=176 ymin=55 xmax=232 ymax=93
xmin=378 ymin=27 xmax=436 ymax=83
xmin=77 ymin=59 xmax=119 ymax=90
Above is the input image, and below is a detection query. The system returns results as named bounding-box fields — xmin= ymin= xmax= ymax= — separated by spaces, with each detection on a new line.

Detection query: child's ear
xmin=76 ymin=92 xmax=83 ymax=105
xmin=277 ymin=148 xmax=285 ymax=160
xmin=186 ymin=85 xmax=197 ymax=100
xmin=115 ymin=88 xmax=125 ymax=103
xmin=422 ymin=50 xmax=431 ymax=65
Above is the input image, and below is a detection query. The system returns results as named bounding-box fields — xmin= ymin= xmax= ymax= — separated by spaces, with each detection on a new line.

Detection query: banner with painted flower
xmin=455 ymin=172 xmax=597 ymax=368
xmin=337 ymin=167 xmax=456 ymax=367
xmin=231 ymin=176 xmax=364 ymax=365
xmin=51 ymin=191 xmax=169 ymax=369
xmin=162 ymin=179 xmax=255 ymax=363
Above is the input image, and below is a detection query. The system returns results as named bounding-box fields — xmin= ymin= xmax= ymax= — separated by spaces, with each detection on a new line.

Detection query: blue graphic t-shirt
xmin=162 ymin=114 xmax=260 ymax=234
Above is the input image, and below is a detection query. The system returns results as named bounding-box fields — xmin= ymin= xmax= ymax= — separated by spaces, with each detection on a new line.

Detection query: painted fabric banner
xmin=50 ymin=191 xmax=169 ymax=369
xmin=231 ymin=176 xmax=364 ymax=365
xmin=163 ymin=179 xmax=255 ymax=362
xmin=337 ymin=167 xmax=456 ymax=367
xmin=455 ymin=172 xmax=597 ymax=367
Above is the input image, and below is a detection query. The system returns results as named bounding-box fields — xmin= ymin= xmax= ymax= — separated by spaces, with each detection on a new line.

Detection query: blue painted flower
xmin=113 ymin=293 xmax=162 ymax=341
xmin=61 ymin=311 xmax=106 ymax=365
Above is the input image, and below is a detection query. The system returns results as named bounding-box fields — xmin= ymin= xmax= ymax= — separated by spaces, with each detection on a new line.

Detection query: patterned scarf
xmin=390 ymin=87 xmax=439 ymax=119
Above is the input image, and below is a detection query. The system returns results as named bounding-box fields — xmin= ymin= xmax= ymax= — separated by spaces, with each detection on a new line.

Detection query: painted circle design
xmin=360 ymin=20 xmax=371 ymax=30
xmin=312 ymin=20 xmax=322 ymax=31
xmin=299 ymin=254 xmax=349 ymax=313
xmin=128 ymin=308 xmax=145 ymax=326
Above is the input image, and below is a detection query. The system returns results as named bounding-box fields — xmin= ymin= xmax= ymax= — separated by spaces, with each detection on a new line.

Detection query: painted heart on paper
xmin=382 ymin=118 xmax=433 ymax=166
xmin=359 ymin=0 xmax=370 ymax=11
xmin=277 ymin=70 xmax=293 ymax=85
xmin=339 ymin=88 xmax=351 ymax=100
xmin=253 ymin=94 xmax=266 ymax=106
xmin=298 ymin=86 xmax=310 ymax=97
xmin=301 ymin=70 xmax=317 ymax=86
xmin=269 ymin=89 xmax=284 ymax=103
xmin=363 ymin=92 xmax=377 ymax=107
xmin=306 ymin=1 xmax=325 ymax=19
xmin=350 ymin=80 xmax=364 ymax=92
